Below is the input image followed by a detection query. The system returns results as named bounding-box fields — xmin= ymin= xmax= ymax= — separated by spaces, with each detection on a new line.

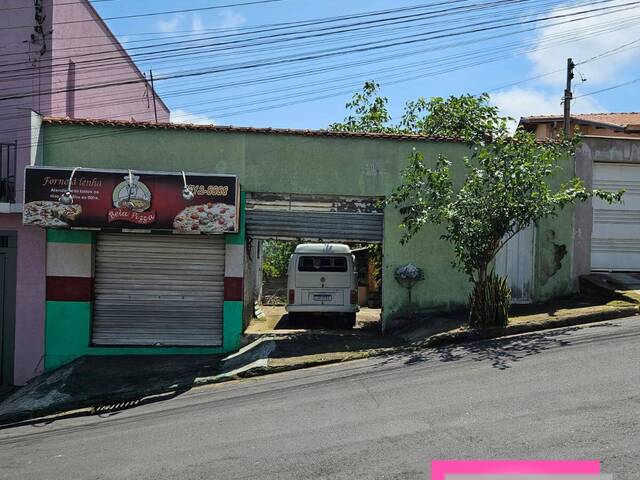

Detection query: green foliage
xmin=367 ymin=243 xmax=382 ymax=288
xmin=262 ymin=240 xmax=296 ymax=279
xmin=330 ymin=81 xmax=507 ymax=140
xmin=469 ymin=271 xmax=511 ymax=329
xmin=329 ymin=81 xmax=391 ymax=133
xmin=386 ymin=104 xmax=623 ymax=282
xmin=333 ymin=81 xmax=625 ymax=329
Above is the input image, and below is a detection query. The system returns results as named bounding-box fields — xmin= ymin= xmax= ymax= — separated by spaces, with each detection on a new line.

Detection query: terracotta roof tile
xmin=521 ymin=112 xmax=640 ymax=129
xmin=574 ymin=112 xmax=640 ymax=127
xmin=42 ymin=116 xmax=464 ymax=143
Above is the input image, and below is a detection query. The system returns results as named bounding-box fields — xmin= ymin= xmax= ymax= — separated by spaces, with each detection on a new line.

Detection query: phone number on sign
xmin=187 ymin=185 xmax=230 ymax=196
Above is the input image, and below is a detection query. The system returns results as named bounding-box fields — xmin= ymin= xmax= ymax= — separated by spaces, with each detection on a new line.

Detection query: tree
xmin=262 ymin=240 xmax=296 ymax=279
xmin=329 ymin=81 xmax=392 ymax=133
xmin=331 ymin=82 xmax=623 ymax=328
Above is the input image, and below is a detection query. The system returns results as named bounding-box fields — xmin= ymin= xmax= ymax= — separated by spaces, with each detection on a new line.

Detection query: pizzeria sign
xmin=23 ymin=166 xmax=239 ymax=234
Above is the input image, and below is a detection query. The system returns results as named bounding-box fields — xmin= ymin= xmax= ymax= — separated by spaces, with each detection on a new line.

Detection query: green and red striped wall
xmin=44 ymin=193 xmax=246 ymax=371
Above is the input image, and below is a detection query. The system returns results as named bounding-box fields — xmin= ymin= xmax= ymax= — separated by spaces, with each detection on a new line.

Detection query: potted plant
xmin=394 ymin=263 xmax=424 ymax=322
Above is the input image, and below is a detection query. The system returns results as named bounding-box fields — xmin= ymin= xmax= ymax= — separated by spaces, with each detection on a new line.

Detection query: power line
xmin=0 ymin=0 xmax=616 ymax=84
xmin=4 ymin=11 xmax=639 ymax=139
xmin=2 ymin=0 xmax=636 ymax=102
xmin=0 ymin=0 xmax=523 ymax=69
xmin=0 ymin=0 xmax=289 ymax=30
xmin=3 ymin=0 xmax=640 ymax=143
xmin=0 ymin=0 xmax=620 ymax=106
xmin=0 ymin=0 xmax=125 ymax=10
xmin=2 ymin=1 xmax=636 ymax=137
xmin=574 ymin=77 xmax=640 ymax=98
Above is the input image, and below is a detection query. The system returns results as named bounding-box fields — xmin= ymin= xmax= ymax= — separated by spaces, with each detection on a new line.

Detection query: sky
xmin=91 ymin=0 xmax=640 ymax=129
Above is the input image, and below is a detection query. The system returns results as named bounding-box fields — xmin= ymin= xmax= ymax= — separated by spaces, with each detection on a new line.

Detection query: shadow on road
xmin=388 ymin=326 xmax=585 ymax=370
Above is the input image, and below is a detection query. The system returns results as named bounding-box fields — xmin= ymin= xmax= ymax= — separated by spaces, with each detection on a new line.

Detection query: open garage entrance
xmin=244 ymin=193 xmax=383 ymax=332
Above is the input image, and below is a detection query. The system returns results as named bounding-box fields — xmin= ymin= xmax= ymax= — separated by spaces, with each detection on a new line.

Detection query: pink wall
xmin=0 ymin=0 xmax=53 ymax=385
xmin=0 ymin=0 xmax=53 ymax=194
xmin=50 ymin=0 xmax=170 ymax=123
xmin=0 ymin=216 xmax=46 ymax=382
xmin=0 ymin=0 xmax=170 ymax=385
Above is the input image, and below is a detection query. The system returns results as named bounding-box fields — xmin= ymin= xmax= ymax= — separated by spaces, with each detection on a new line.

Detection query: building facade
xmin=521 ymin=113 xmax=640 ymax=140
xmin=573 ymin=136 xmax=640 ymax=275
xmin=16 ymin=116 xmax=579 ymax=376
xmin=0 ymin=0 xmax=169 ymax=385
xmin=520 ymin=115 xmax=640 ymax=274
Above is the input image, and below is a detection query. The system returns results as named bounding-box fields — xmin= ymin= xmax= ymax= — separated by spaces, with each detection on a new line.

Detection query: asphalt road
xmin=2 ymin=317 xmax=639 ymax=480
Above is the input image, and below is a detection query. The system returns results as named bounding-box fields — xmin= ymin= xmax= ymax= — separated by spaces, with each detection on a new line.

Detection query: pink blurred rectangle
xmin=431 ymin=461 xmax=601 ymax=480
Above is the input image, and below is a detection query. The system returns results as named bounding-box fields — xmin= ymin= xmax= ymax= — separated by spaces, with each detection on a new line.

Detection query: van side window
xmin=298 ymin=256 xmax=348 ymax=272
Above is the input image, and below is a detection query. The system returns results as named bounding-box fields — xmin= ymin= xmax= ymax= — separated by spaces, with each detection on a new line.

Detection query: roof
xmin=41 ymin=117 xmax=464 ymax=142
xmin=294 ymin=243 xmax=351 ymax=255
xmin=520 ymin=112 xmax=640 ymax=132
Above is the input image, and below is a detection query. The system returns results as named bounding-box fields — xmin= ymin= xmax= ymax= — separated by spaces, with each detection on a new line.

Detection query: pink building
xmin=0 ymin=0 xmax=170 ymax=385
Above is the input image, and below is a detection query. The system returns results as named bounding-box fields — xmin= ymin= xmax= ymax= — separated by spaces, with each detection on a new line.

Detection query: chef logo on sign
xmin=108 ymin=175 xmax=156 ymax=224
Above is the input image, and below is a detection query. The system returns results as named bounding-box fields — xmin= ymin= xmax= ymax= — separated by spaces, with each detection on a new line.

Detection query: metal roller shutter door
xmin=591 ymin=163 xmax=640 ymax=271
xmin=246 ymin=193 xmax=383 ymax=243
xmin=92 ymin=233 xmax=225 ymax=346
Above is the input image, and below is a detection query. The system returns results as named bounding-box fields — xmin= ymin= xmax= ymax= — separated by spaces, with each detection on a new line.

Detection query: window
xmin=298 ymin=256 xmax=348 ymax=272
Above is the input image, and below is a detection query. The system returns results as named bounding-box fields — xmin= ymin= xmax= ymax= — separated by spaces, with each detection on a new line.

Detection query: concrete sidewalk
xmin=0 ymin=296 xmax=636 ymax=426
xmin=0 ymin=332 xmax=403 ymax=426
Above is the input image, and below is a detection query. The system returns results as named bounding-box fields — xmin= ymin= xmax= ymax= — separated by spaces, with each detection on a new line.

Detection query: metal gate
xmin=495 ymin=225 xmax=534 ymax=303
xmin=246 ymin=193 xmax=384 ymax=243
xmin=92 ymin=233 xmax=225 ymax=346
xmin=591 ymin=163 xmax=640 ymax=271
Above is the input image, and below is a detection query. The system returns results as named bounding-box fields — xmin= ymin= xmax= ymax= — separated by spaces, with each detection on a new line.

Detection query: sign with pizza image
xmin=23 ymin=166 xmax=239 ymax=234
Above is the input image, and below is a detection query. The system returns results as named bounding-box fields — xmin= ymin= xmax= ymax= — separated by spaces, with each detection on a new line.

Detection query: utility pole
xmin=149 ymin=69 xmax=158 ymax=124
xmin=563 ymin=57 xmax=575 ymax=137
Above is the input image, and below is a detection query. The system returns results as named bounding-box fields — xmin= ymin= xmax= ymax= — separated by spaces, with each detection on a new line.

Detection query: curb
xmin=420 ymin=305 xmax=638 ymax=349
xmin=1 ymin=306 xmax=636 ymax=427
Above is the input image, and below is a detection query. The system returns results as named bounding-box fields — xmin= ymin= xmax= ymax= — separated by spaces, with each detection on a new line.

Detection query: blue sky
xmin=92 ymin=0 xmax=640 ymax=129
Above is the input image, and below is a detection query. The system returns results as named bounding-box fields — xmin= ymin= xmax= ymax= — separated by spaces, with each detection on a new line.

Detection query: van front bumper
xmin=286 ymin=305 xmax=359 ymax=313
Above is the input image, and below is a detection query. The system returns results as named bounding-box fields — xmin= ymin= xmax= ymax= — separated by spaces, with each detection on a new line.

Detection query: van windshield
xmin=298 ymin=255 xmax=348 ymax=272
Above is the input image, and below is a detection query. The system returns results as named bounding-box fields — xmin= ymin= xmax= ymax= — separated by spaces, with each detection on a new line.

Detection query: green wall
xmin=42 ymin=124 xmax=577 ymax=330
xmin=532 ymin=160 xmax=576 ymax=302
xmin=45 ymin=298 xmax=238 ymax=370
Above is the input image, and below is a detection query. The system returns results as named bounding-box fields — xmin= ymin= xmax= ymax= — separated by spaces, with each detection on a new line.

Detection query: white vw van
xmin=286 ymin=243 xmax=358 ymax=327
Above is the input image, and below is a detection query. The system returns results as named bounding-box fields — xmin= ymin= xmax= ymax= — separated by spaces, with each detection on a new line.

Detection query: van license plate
xmin=314 ymin=294 xmax=332 ymax=301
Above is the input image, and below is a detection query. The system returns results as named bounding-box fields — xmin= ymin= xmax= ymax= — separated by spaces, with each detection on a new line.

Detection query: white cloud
xmin=156 ymin=14 xmax=185 ymax=33
xmin=218 ymin=9 xmax=246 ymax=30
xmin=156 ymin=10 xmax=245 ymax=36
xmin=171 ymin=109 xmax=216 ymax=125
xmin=527 ymin=0 xmax=640 ymax=86
xmin=491 ymin=87 xmax=604 ymax=130
xmin=191 ymin=14 xmax=206 ymax=36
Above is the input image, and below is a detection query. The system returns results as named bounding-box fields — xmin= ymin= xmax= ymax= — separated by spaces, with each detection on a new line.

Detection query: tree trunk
xmin=470 ymin=260 xmax=490 ymax=328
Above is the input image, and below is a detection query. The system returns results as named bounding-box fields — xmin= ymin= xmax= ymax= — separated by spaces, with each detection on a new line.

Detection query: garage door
xmin=92 ymin=233 xmax=225 ymax=346
xmin=246 ymin=193 xmax=383 ymax=243
xmin=591 ymin=163 xmax=640 ymax=271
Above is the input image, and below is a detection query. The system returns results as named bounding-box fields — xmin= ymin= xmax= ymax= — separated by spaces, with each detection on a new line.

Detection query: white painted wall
xmin=495 ymin=225 xmax=535 ymax=303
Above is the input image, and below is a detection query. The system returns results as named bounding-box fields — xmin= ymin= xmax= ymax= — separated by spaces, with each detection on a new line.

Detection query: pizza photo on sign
xmin=173 ymin=203 xmax=236 ymax=233
xmin=23 ymin=200 xmax=82 ymax=228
